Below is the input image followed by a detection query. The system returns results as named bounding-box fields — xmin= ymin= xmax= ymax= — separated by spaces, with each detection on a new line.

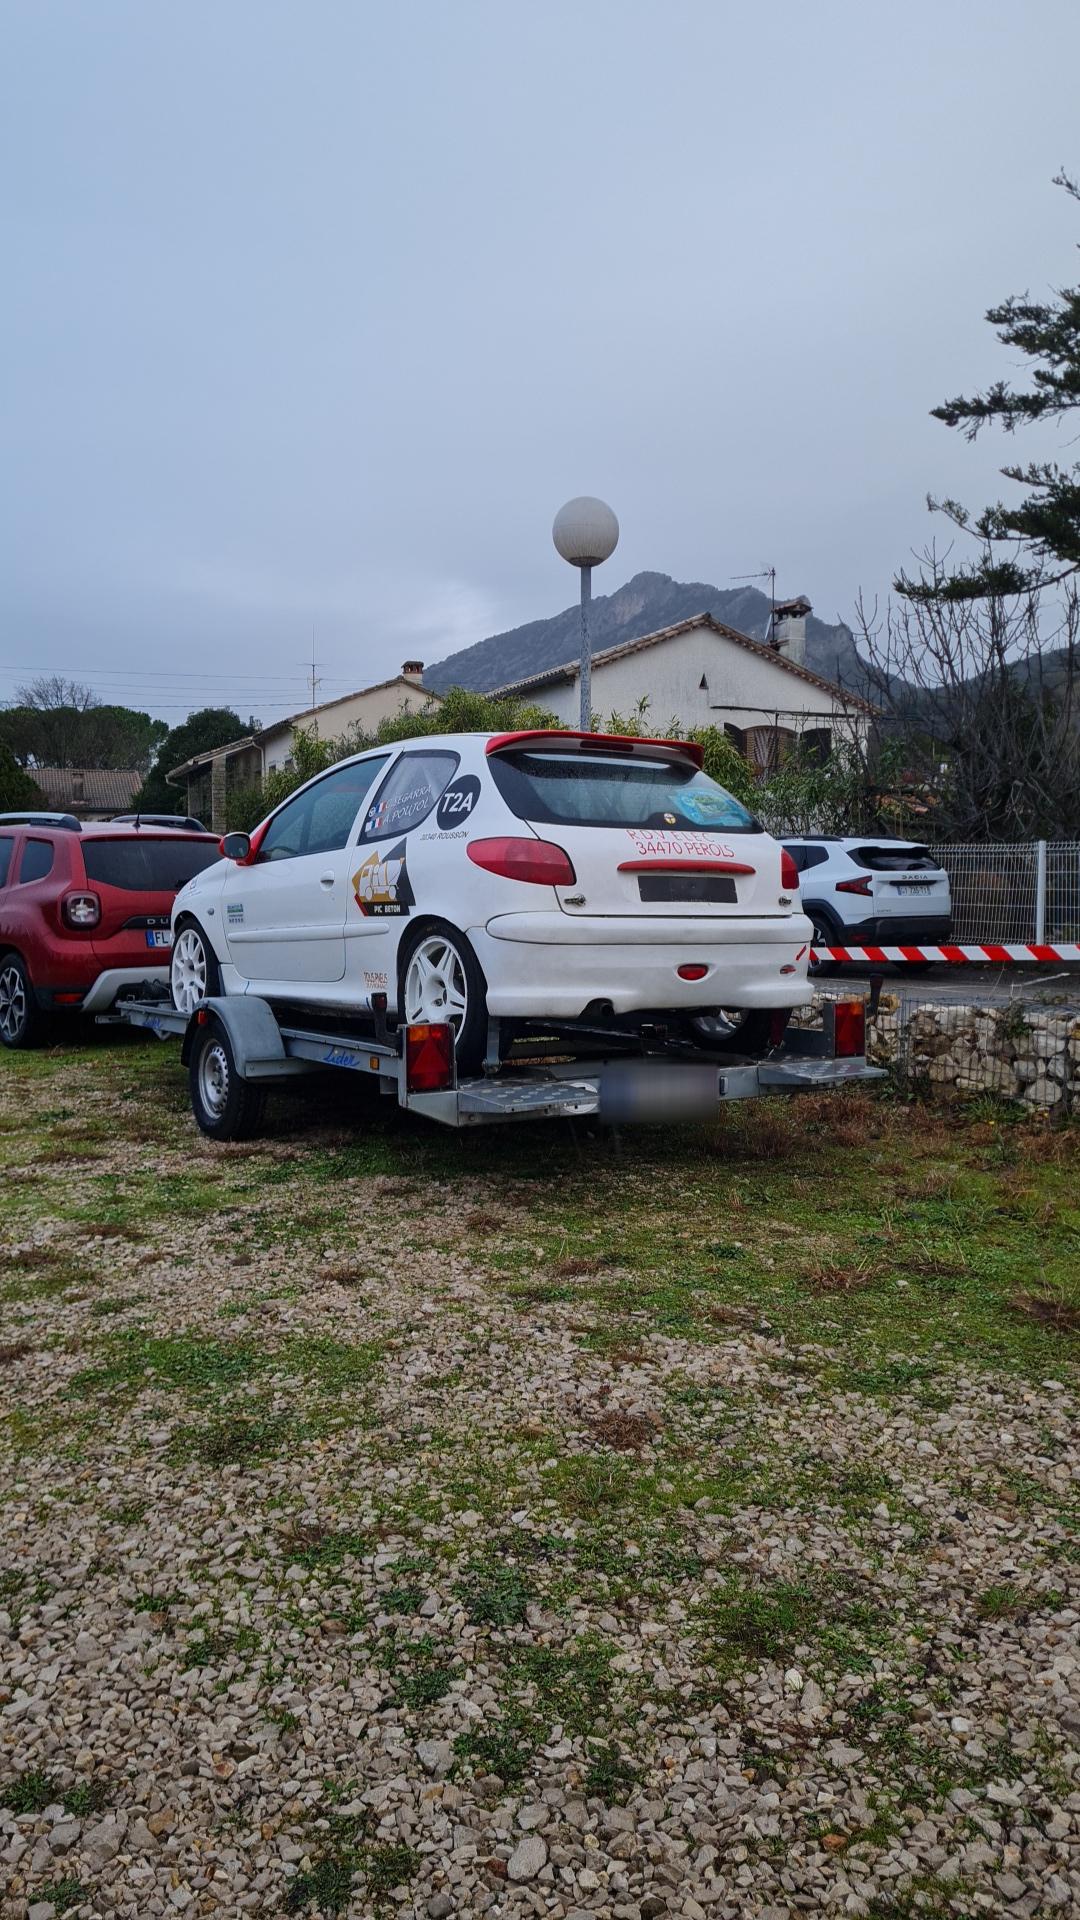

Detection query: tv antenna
xmin=307 ymin=628 xmax=321 ymax=726
xmin=732 ymin=566 xmax=777 ymax=646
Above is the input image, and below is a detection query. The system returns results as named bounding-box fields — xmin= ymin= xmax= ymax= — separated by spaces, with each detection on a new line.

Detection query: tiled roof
xmin=493 ymin=613 xmax=876 ymax=714
xmin=32 ymin=767 xmax=143 ymax=811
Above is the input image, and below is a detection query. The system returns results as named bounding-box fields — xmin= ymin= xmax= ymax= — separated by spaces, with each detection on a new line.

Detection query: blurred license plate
xmin=896 ymin=884 xmax=931 ymax=895
xmin=145 ymin=929 xmax=173 ymax=948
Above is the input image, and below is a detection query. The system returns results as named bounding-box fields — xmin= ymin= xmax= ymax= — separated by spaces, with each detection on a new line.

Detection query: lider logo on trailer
xmin=352 ymin=840 xmax=415 ymax=916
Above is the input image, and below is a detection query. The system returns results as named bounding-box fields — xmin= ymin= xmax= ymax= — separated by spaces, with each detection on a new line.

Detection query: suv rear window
xmin=81 ymin=838 xmax=220 ymax=893
xmin=489 ymin=749 xmax=761 ymax=833
xmin=849 ymin=845 xmax=941 ymax=872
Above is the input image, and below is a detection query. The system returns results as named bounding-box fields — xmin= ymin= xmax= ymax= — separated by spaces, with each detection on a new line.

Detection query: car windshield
xmin=489 ymin=748 xmax=761 ymax=833
xmin=81 ymin=838 xmax=219 ymax=893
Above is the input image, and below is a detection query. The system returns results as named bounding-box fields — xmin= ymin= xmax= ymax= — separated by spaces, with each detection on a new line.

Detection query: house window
xmin=802 ymin=727 xmax=832 ymax=766
xmin=745 ymin=725 xmax=795 ymax=775
xmin=699 ymin=674 xmax=708 ymax=692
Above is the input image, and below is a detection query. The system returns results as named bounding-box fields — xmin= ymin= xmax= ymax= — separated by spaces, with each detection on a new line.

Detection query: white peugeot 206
xmin=169 ymin=729 xmax=814 ymax=1071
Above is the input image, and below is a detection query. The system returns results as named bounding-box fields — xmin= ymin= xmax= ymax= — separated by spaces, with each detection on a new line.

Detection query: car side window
xmin=257 ymin=757 xmax=391 ymax=864
xmin=358 ymin=751 xmax=460 ymax=843
xmin=801 ymin=845 xmax=830 ymax=872
xmin=0 ymin=837 xmax=13 ymax=887
xmin=18 ymin=838 xmax=54 ymax=883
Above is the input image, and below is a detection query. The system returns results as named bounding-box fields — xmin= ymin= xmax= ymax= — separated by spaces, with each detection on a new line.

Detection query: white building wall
xmin=533 ymin=624 xmax=866 ymax=742
xmin=260 ymin=680 xmax=437 ymax=772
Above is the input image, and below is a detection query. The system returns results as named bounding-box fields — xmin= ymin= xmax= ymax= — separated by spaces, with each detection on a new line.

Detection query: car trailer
xmin=103 ymin=988 xmax=883 ymax=1141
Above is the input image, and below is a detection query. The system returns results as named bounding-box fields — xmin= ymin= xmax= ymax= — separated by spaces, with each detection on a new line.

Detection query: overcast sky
xmin=2 ymin=0 xmax=1079 ymax=724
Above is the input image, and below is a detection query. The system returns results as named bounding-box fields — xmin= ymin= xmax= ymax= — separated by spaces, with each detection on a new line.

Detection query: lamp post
xmin=552 ymin=496 xmax=619 ymax=730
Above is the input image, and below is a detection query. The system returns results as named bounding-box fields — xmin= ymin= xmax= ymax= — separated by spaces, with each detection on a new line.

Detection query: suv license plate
xmin=145 ymin=929 xmax=173 ymax=949
xmin=895 ymin=884 xmax=931 ymax=895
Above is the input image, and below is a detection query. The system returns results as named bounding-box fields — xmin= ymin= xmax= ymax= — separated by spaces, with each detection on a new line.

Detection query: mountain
xmin=423 ymin=571 xmax=871 ymax=698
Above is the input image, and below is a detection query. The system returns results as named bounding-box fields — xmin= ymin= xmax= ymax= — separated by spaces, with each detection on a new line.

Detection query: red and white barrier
xmin=811 ymin=943 xmax=1080 ymax=966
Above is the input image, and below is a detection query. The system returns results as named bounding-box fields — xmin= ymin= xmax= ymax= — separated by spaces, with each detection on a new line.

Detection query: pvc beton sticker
xmin=352 ymin=840 xmax=415 ymax=916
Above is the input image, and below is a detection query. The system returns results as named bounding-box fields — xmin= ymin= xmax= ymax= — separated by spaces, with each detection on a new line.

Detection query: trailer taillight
xmin=833 ymin=1000 xmax=865 ymax=1057
xmin=405 ymin=1022 xmax=455 ymax=1093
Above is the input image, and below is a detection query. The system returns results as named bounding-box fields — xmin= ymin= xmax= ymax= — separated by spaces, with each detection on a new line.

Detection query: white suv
xmin=782 ymin=836 xmax=951 ymax=951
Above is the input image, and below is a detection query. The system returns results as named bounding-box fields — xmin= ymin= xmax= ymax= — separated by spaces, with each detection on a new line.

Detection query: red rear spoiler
xmin=485 ymin=729 xmax=704 ymax=769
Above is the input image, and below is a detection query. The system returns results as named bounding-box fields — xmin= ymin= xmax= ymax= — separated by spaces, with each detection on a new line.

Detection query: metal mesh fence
xmin=927 ymin=840 xmax=1080 ymax=944
xmin=1047 ymin=843 xmax=1080 ymax=942
xmin=928 ymin=842 xmax=1040 ymax=942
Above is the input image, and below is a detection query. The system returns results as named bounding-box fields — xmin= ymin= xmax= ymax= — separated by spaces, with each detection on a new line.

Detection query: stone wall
xmin=863 ymin=994 xmax=1080 ymax=1112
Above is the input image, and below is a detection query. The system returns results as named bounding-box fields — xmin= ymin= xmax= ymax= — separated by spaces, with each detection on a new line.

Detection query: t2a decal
xmin=435 ymin=774 xmax=480 ymax=832
xmin=352 ymin=840 xmax=415 ymax=916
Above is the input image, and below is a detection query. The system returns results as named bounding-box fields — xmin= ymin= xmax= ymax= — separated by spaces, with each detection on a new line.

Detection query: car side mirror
xmin=220 ymin=832 xmax=251 ymax=862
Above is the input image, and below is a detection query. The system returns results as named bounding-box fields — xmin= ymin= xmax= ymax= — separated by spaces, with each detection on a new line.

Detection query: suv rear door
xmin=486 ymin=739 xmax=788 ymax=919
xmin=80 ymin=835 xmax=221 ymax=963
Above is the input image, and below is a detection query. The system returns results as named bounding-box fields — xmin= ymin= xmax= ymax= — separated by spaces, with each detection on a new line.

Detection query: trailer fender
xmin=180 ymin=996 xmax=299 ymax=1081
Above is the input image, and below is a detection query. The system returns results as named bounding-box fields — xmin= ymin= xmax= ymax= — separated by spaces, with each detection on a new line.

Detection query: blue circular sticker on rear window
xmin=436 ymin=774 xmax=480 ymax=831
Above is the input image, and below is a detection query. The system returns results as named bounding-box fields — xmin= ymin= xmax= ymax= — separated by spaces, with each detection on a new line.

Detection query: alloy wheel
xmin=403 ymin=935 xmax=469 ymax=1037
xmin=172 ymin=928 xmax=208 ymax=1014
xmin=0 ymin=964 xmax=27 ymax=1043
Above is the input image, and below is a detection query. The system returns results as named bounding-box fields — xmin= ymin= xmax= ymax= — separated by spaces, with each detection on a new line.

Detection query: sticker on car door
xmin=352 ymin=840 xmax=415 ymax=916
xmin=434 ymin=774 xmax=480 ymax=831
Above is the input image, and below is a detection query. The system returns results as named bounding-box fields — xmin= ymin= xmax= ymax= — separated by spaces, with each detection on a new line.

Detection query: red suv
xmin=0 ymin=812 xmax=221 ymax=1049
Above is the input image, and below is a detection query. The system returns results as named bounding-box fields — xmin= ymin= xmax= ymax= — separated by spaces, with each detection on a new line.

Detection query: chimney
xmin=401 ymin=660 xmax=425 ymax=685
xmin=771 ymin=595 xmax=811 ymax=668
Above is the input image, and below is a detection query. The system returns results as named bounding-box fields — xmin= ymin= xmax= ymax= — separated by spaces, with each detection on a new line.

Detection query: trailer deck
xmin=104 ymin=988 xmax=883 ymax=1139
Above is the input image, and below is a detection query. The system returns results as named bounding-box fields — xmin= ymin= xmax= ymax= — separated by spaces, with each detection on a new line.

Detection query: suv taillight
xmin=467 ymin=837 xmax=577 ymax=887
xmin=62 ymin=891 xmax=101 ymax=928
xmin=780 ymin=850 xmax=800 ymax=891
xmin=836 ymin=876 xmax=873 ymax=896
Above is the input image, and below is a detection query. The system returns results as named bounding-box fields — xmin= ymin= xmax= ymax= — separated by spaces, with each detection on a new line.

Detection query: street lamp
xmin=552 ymin=496 xmax=619 ymax=730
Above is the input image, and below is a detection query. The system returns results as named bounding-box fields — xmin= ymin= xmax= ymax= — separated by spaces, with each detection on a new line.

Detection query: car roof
xmin=783 ymin=834 xmax=927 ymax=850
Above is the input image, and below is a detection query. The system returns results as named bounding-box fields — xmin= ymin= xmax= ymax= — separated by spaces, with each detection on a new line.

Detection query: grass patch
xmin=455 ymin=1557 xmax=532 ymax=1627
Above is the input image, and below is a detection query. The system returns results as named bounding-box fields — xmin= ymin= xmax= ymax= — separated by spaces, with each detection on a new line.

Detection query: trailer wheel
xmin=188 ymin=1018 xmax=266 ymax=1141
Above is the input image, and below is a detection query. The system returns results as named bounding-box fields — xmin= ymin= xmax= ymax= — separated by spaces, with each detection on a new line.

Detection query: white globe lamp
xmin=552 ymin=496 xmax=619 ymax=728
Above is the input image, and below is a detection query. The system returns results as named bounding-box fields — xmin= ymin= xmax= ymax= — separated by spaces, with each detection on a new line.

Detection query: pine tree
xmin=897 ymin=172 xmax=1080 ymax=601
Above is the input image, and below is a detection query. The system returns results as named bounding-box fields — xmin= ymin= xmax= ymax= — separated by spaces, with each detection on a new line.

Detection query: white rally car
xmin=169 ymin=729 xmax=814 ymax=1072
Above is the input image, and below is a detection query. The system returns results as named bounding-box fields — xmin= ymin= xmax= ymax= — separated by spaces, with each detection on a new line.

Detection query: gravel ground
xmin=1 ymin=1034 xmax=1078 ymax=1920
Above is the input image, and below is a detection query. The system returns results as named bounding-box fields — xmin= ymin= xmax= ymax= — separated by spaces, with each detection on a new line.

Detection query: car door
xmin=225 ymin=755 xmax=391 ymax=984
xmin=345 ymin=748 xmax=461 ymax=997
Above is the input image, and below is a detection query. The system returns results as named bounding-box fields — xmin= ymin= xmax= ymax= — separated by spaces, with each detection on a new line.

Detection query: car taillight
xmin=62 ymin=891 xmax=101 ymax=929
xmin=405 ymin=1022 xmax=455 ymax=1093
xmin=833 ymin=1000 xmax=865 ymax=1057
xmin=467 ymin=837 xmax=577 ymax=887
xmin=836 ymin=876 xmax=873 ymax=896
xmin=780 ymin=850 xmax=800 ymax=891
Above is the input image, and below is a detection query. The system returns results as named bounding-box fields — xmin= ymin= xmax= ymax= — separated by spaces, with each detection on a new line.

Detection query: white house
xmin=169 ymin=662 xmax=441 ymax=829
xmin=493 ymin=600 xmax=873 ymax=771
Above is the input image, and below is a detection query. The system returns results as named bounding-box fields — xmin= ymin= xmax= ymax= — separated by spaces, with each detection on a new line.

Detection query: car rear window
xmin=81 ymin=838 xmax=220 ymax=893
xmin=849 ymin=845 xmax=942 ymax=872
xmin=489 ymin=749 xmax=761 ymax=833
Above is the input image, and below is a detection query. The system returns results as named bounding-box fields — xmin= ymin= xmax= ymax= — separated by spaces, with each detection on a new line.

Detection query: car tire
xmin=171 ymin=920 xmax=221 ymax=1015
xmin=685 ymin=1006 xmax=791 ymax=1057
xmin=807 ymin=911 xmax=839 ymax=975
xmin=188 ymin=1018 xmax=266 ymax=1141
xmin=398 ymin=920 xmax=488 ymax=1078
xmin=0 ymin=954 xmax=47 ymax=1050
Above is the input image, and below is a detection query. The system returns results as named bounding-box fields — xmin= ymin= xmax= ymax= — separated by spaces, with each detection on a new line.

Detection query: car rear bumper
xmin=75 ymin=966 xmax=170 ymax=1013
xmin=820 ymin=913 xmax=952 ymax=944
xmin=470 ymin=914 xmax=814 ymax=1017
